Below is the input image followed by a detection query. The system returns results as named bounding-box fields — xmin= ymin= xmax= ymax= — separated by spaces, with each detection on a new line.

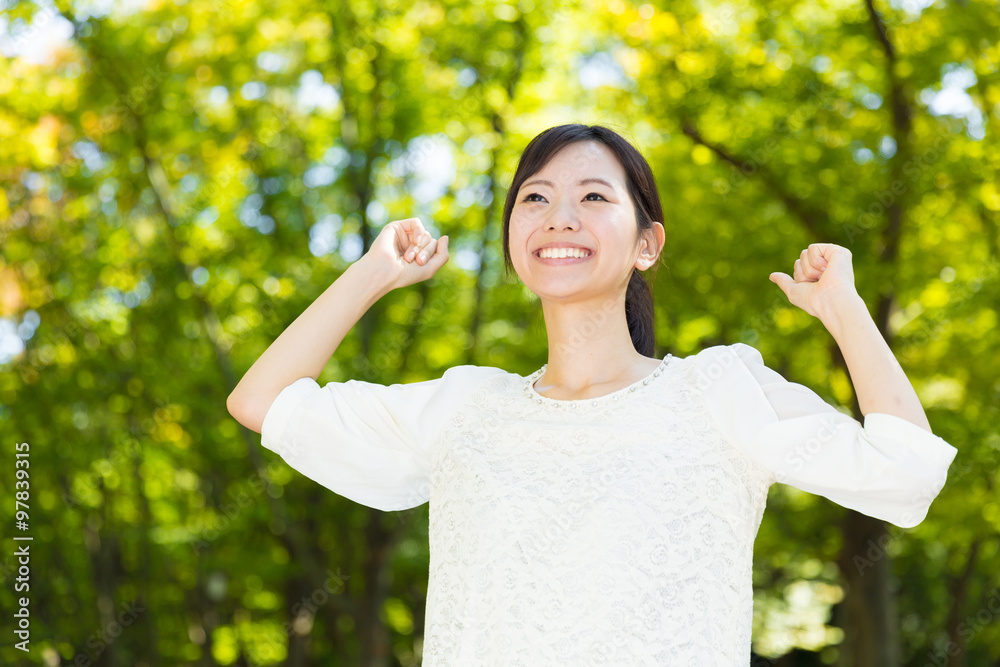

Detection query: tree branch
xmin=682 ymin=122 xmax=827 ymax=240
xmin=864 ymin=0 xmax=895 ymax=61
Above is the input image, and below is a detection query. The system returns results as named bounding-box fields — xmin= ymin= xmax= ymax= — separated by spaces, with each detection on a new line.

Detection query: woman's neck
xmin=534 ymin=295 xmax=657 ymax=400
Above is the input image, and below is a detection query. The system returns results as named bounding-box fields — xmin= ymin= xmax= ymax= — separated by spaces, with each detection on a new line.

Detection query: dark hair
xmin=500 ymin=124 xmax=664 ymax=357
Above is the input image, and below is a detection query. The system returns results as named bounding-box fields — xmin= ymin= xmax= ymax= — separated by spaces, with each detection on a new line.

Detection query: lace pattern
xmin=422 ymin=354 xmax=774 ymax=666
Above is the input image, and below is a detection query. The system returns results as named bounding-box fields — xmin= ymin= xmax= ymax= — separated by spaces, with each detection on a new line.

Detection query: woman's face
xmin=509 ymin=140 xmax=650 ymax=302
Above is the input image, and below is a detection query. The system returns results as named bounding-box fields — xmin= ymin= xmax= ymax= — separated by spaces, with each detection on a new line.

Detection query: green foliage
xmin=1 ymin=0 xmax=997 ymax=663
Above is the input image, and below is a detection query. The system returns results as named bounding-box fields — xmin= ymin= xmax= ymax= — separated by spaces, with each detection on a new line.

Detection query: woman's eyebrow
xmin=521 ymin=177 xmax=616 ymax=190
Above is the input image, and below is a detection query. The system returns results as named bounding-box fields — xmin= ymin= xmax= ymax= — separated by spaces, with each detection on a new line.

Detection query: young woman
xmin=227 ymin=124 xmax=958 ymax=665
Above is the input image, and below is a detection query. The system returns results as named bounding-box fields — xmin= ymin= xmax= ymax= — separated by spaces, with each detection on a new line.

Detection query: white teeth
xmin=538 ymin=247 xmax=591 ymax=259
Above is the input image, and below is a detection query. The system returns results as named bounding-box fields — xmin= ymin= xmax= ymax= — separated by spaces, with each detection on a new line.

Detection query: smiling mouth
xmin=534 ymin=248 xmax=593 ymax=259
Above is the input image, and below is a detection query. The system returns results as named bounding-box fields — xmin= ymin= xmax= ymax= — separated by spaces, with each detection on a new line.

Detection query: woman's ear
xmin=635 ymin=222 xmax=665 ymax=270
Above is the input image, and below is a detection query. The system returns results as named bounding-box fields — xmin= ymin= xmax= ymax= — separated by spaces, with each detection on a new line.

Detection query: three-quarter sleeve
xmin=259 ymin=364 xmax=505 ymax=512
xmin=695 ymin=342 xmax=958 ymax=528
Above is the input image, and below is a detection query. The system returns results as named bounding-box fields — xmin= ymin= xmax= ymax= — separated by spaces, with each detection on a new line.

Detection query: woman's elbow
xmin=227 ymin=392 xmax=264 ymax=434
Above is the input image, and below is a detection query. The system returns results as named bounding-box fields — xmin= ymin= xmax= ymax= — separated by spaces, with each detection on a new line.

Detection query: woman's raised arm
xmin=226 ymin=217 xmax=449 ymax=433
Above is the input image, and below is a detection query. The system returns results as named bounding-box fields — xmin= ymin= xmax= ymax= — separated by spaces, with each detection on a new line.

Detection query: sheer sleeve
xmin=259 ymin=364 xmax=506 ymax=511
xmin=694 ymin=342 xmax=958 ymax=528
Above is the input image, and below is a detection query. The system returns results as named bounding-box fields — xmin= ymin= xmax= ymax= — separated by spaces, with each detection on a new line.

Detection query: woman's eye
xmin=521 ymin=192 xmax=607 ymax=202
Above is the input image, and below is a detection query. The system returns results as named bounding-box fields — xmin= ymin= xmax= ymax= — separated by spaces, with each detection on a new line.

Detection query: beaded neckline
xmin=523 ymin=353 xmax=674 ymax=408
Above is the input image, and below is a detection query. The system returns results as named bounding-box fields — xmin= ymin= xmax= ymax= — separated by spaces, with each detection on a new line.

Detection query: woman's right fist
xmin=364 ymin=217 xmax=450 ymax=290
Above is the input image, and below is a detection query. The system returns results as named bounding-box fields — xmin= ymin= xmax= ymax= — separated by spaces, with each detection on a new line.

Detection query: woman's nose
xmin=546 ymin=202 xmax=581 ymax=230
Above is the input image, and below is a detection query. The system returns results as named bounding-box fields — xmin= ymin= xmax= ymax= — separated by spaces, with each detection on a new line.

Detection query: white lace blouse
xmin=260 ymin=342 xmax=958 ymax=666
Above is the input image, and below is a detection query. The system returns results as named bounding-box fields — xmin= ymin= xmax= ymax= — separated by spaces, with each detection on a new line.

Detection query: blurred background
xmin=1 ymin=0 xmax=998 ymax=664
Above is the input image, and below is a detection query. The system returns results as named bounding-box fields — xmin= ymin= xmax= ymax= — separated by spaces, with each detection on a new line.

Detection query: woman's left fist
xmin=769 ymin=243 xmax=859 ymax=319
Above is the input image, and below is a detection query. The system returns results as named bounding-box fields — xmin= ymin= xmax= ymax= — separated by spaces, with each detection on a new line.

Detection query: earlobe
xmin=635 ymin=252 xmax=655 ymax=271
xmin=634 ymin=240 xmax=650 ymax=271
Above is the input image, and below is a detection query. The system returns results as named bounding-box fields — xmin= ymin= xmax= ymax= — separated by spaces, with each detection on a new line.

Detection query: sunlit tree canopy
xmin=1 ymin=0 xmax=998 ymax=663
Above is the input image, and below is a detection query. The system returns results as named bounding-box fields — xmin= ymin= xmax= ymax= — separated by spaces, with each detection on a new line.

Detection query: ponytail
xmin=625 ymin=267 xmax=656 ymax=357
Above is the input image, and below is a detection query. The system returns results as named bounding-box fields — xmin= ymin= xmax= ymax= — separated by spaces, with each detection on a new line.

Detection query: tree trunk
xmin=835 ymin=511 xmax=899 ymax=667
